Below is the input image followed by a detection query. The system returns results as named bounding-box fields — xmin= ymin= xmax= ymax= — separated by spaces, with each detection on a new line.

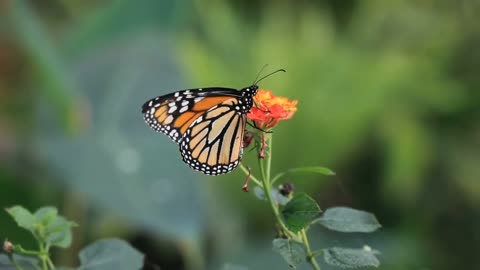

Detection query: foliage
xmin=2 ymin=207 xmax=144 ymax=270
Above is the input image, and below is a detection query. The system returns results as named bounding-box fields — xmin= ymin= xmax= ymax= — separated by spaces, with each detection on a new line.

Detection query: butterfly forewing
xmin=142 ymin=88 xmax=240 ymax=144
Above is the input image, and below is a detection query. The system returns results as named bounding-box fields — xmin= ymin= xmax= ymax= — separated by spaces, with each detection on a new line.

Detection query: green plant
xmin=1 ymin=206 xmax=144 ymax=270
xmin=238 ymin=89 xmax=382 ymax=269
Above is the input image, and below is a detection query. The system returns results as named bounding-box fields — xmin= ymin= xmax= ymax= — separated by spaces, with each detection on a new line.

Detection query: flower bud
xmin=278 ymin=183 xmax=295 ymax=197
xmin=3 ymin=240 xmax=13 ymax=253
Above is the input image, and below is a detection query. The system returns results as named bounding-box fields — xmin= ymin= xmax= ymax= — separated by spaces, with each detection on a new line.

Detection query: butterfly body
xmin=142 ymin=85 xmax=259 ymax=175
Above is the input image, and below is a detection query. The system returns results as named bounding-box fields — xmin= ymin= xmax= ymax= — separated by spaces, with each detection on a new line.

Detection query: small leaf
xmin=272 ymin=238 xmax=306 ymax=268
xmin=253 ymin=186 xmax=267 ymax=201
xmin=79 ymin=238 xmax=144 ymax=270
xmin=315 ymin=207 xmax=381 ymax=233
xmin=271 ymin=166 xmax=335 ymax=185
xmin=287 ymin=167 xmax=335 ymax=176
xmin=281 ymin=193 xmax=321 ymax=232
xmin=323 ymin=247 xmax=380 ymax=268
xmin=272 ymin=190 xmax=291 ymax=206
xmin=44 ymin=216 xmax=76 ymax=248
xmin=34 ymin=207 xmax=58 ymax=227
xmin=0 ymin=254 xmax=39 ymax=270
xmin=5 ymin=206 xmax=35 ymax=232
xmin=253 ymin=187 xmax=290 ymax=205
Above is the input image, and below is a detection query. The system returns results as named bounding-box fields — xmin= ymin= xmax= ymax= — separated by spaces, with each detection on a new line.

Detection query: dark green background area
xmin=1 ymin=0 xmax=479 ymax=269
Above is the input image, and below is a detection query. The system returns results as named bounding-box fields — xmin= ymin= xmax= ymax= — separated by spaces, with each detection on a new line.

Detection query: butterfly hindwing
xmin=180 ymin=98 xmax=246 ymax=175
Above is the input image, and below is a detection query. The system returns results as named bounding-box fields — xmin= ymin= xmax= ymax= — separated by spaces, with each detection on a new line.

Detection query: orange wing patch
xmin=154 ymin=106 xmax=168 ymax=122
xmin=193 ymin=96 xmax=233 ymax=111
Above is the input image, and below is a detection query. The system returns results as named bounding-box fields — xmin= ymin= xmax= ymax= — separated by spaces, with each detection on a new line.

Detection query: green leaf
xmin=315 ymin=207 xmax=381 ymax=233
xmin=5 ymin=206 xmax=35 ymax=232
xmin=34 ymin=207 xmax=58 ymax=227
xmin=0 ymin=254 xmax=39 ymax=270
xmin=287 ymin=167 xmax=335 ymax=176
xmin=78 ymin=238 xmax=144 ymax=270
xmin=272 ymin=239 xmax=306 ymax=268
xmin=271 ymin=166 xmax=335 ymax=185
xmin=323 ymin=246 xmax=380 ymax=268
xmin=44 ymin=216 xmax=76 ymax=248
xmin=281 ymin=193 xmax=321 ymax=232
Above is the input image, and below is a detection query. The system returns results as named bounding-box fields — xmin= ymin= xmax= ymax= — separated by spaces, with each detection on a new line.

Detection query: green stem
xmin=46 ymin=257 xmax=55 ymax=270
xmin=311 ymin=249 xmax=324 ymax=258
xmin=13 ymin=246 xmax=46 ymax=257
xmin=258 ymin=133 xmax=294 ymax=238
xmin=265 ymin=133 xmax=272 ymax=182
xmin=301 ymin=230 xmax=321 ymax=270
xmin=7 ymin=254 xmax=25 ymax=270
xmin=38 ymin=243 xmax=48 ymax=270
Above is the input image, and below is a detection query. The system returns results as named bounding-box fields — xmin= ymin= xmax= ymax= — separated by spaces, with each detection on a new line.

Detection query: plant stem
xmin=301 ymin=230 xmax=321 ymax=270
xmin=7 ymin=254 xmax=25 ymax=270
xmin=265 ymin=133 xmax=272 ymax=182
xmin=13 ymin=246 xmax=45 ymax=256
xmin=258 ymin=133 xmax=294 ymax=238
xmin=38 ymin=243 xmax=48 ymax=270
xmin=311 ymin=249 xmax=324 ymax=258
xmin=46 ymin=257 xmax=55 ymax=270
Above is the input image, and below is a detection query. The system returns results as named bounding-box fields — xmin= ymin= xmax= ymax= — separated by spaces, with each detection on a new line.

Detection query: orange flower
xmin=247 ymin=89 xmax=298 ymax=129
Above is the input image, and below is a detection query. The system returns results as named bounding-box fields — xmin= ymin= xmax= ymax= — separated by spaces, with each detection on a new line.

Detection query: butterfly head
xmin=242 ymin=84 xmax=259 ymax=97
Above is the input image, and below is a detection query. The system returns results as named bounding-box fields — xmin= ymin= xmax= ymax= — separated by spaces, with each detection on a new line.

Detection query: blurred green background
xmin=1 ymin=0 xmax=479 ymax=269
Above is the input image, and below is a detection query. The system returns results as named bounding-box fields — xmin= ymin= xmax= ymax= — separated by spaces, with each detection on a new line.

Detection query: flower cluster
xmin=247 ymin=89 xmax=298 ymax=129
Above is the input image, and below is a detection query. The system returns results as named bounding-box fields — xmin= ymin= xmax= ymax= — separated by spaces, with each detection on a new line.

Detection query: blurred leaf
xmin=44 ymin=216 xmax=76 ymax=248
xmin=281 ymin=193 xmax=321 ymax=232
xmin=272 ymin=238 xmax=306 ymax=268
xmin=323 ymin=246 xmax=380 ymax=268
xmin=34 ymin=207 xmax=58 ymax=227
xmin=78 ymin=238 xmax=144 ymax=270
xmin=253 ymin=186 xmax=267 ymax=201
xmin=221 ymin=263 xmax=249 ymax=270
xmin=7 ymin=1 xmax=84 ymax=132
xmin=253 ymin=186 xmax=290 ymax=206
xmin=286 ymin=167 xmax=335 ymax=175
xmin=0 ymin=254 xmax=39 ymax=270
xmin=315 ymin=207 xmax=381 ymax=233
xmin=5 ymin=206 xmax=35 ymax=232
xmin=271 ymin=166 xmax=335 ymax=185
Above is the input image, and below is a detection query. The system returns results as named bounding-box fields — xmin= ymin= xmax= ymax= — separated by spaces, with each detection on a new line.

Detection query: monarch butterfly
xmin=141 ymin=69 xmax=284 ymax=175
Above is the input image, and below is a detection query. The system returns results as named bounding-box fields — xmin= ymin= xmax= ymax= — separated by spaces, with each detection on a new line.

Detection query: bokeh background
xmin=1 ymin=0 xmax=479 ymax=269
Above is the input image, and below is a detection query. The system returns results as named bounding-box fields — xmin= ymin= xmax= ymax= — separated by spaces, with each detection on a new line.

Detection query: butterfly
xmin=141 ymin=69 xmax=285 ymax=175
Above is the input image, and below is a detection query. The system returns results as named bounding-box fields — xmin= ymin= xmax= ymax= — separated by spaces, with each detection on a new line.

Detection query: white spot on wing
xmin=164 ymin=115 xmax=174 ymax=124
xmin=168 ymin=106 xmax=177 ymax=113
xmin=179 ymin=106 xmax=188 ymax=113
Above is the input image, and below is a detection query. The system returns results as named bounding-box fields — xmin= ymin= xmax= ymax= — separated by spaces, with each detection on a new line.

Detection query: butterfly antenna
xmin=254 ymin=68 xmax=286 ymax=85
xmin=252 ymin=64 xmax=269 ymax=85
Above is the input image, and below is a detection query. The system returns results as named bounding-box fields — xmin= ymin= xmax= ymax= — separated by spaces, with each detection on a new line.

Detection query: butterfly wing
xmin=141 ymin=88 xmax=241 ymax=143
xmin=179 ymin=97 xmax=246 ymax=175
